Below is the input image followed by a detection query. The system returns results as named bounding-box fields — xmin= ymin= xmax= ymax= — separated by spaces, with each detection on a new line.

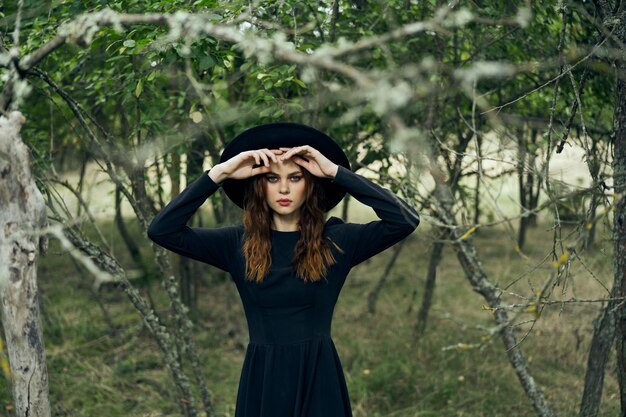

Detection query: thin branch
xmin=28 ymin=67 xmax=146 ymax=227
xmin=12 ymin=0 xmax=24 ymax=48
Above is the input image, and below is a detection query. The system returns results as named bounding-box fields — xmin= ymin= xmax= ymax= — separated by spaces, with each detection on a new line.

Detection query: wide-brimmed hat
xmin=218 ymin=122 xmax=351 ymax=212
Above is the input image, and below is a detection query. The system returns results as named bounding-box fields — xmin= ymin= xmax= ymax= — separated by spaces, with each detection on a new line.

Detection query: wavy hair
xmin=241 ymin=169 xmax=345 ymax=284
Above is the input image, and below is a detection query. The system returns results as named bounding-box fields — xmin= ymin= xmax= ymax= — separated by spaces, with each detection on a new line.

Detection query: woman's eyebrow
xmin=268 ymin=171 xmax=302 ymax=176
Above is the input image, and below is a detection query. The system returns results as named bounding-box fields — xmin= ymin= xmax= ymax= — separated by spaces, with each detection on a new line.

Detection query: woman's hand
xmin=216 ymin=148 xmax=284 ymax=182
xmin=278 ymin=146 xmax=339 ymax=179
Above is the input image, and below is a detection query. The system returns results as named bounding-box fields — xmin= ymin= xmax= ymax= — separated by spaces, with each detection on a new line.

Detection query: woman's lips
xmin=278 ymin=200 xmax=291 ymax=206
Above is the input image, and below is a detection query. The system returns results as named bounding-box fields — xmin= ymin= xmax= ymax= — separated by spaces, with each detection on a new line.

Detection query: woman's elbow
xmin=146 ymin=221 xmax=163 ymax=242
xmin=413 ymin=211 xmax=420 ymax=228
xmin=402 ymin=209 xmax=420 ymax=233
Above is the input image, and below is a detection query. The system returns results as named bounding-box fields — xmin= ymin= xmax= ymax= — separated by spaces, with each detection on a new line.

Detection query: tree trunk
xmin=587 ymin=3 xmax=626 ymax=413
xmin=366 ymin=240 xmax=405 ymax=314
xmin=614 ymin=49 xmax=626 ymax=417
xmin=518 ymin=128 xmax=529 ymax=250
xmin=0 ymin=111 xmax=51 ymax=417
xmin=115 ymin=184 xmax=143 ymax=269
xmin=414 ymin=229 xmax=445 ymax=337
xmin=182 ymin=137 xmax=208 ymax=320
xmin=179 ymin=257 xmax=197 ymax=321
xmin=473 ymin=135 xmax=482 ymax=225
xmin=527 ymin=129 xmax=540 ymax=227
xmin=580 ymin=3 xmax=626 ymax=413
xmin=579 ymin=283 xmax=618 ymax=417
xmin=584 ymin=192 xmax=599 ymax=250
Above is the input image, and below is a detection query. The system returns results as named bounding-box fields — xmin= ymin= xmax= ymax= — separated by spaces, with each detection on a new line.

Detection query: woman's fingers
xmin=259 ymin=150 xmax=270 ymax=166
xmin=249 ymin=150 xmax=265 ymax=166
xmin=294 ymin=154 xmax=310 ymax=163
xmin=252 ymin=151 xmax=261 ymax=166
xmin=262 ymin=148 xmax=278 ymax=163
xmin=244 ymin=146 xmax=313 ymax=165
xmin=250 ymin=148 xmax=280 ymax=166
xmin=281 ymin=147 xmax=296 ymax=159
xmin=281 ymin=145 xmax=311 ymax=160
xmin=248 ymin=149 xmax=279 ymax=168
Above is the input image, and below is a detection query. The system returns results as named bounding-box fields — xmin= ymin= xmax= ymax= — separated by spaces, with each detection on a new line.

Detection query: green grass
xmin=0 ymin=215 xmax=618 ymax=417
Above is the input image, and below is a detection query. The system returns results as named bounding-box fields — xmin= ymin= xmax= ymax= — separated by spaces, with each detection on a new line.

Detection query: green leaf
xmin=293 ymin=79 xmax=307 ymax=88
xmin=198 ymin=56 xmax=215 ymax=70
xmin=135 ymin=79 xmax=143 ymax=98
xmin=259 ymin=107 xmax=273 ymax=117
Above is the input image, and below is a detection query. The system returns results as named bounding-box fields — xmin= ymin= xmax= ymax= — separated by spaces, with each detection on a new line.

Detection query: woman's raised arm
xmin=147 ymin=148 xmax=283 ymax=271
xmin=147 ymin=168 xmax=239 ymax=272
xmin=330 ymin=165 xmax=420 ymax=268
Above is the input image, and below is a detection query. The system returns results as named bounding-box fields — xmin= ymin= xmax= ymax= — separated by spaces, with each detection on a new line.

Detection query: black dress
xmin=147 ymin=164 xmax=420 ymax=417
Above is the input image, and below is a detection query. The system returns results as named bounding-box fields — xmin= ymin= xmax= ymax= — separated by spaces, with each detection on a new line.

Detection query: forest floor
xmin=0 ymin=202 xmax=617 ymax=417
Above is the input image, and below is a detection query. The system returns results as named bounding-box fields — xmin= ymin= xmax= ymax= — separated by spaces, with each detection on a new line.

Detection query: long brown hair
xmin=241 ymin=168 xmax=345 ymax=284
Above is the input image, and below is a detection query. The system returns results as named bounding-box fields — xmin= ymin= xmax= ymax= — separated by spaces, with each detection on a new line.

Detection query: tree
xmin=0 ymin=1 xmax=622 ymax=415
xmin=0 ymin=111 xmax=51 ymax=417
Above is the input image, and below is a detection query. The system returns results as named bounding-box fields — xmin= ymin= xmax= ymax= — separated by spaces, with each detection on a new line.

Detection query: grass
xmin=0 ymin=212 xmax=618 ymax=417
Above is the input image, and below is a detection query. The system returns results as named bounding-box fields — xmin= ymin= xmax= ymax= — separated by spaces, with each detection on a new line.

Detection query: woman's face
xmin=264 ymin=158 xmax=307 ymax=218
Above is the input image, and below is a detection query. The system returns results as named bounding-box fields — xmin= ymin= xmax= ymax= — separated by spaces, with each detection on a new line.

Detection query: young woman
xmin=147 ymin=122 xmax=420 ymax=417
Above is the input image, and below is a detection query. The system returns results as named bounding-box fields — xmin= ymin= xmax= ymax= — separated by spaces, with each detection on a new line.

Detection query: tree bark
xmin=579 ymin=284 xmax=617 ymax=417
xmin=473 ymin=135 xmax=482 ymax=225
xmin=583 ymin=4 xmax=626 ymax=416
xmin=0 ymin=111 xmax=51 ymax=417
xmin=583 ymin=140 xmax=601 ymax=250
xmin=414 ymin=229 xmax=445 ymax=337
xmin=367 ymin=239 xmax=405 ymax=314
xmin=518 ymin=128 xmax=529 ymax=250
xmin=614 ymin=42 xmax=626 ymax=417
xmin=114 ymin=184 xmax=143 ymax=272
xmin=517 ymin=127 xmax=541 ymax=248
xmin=594 ymin=0 xmax=626 ymax=416
xmin=527 ymin=129 xmax=540 ymax=228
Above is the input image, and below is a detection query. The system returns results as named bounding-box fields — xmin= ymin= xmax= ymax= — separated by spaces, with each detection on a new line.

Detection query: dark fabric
xmin=147 ymin=165 xmax=420 ymax=417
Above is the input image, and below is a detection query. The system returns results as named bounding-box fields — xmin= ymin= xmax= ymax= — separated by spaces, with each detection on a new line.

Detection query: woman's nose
xmin=280 ymin=181 xmax=290 ymax=192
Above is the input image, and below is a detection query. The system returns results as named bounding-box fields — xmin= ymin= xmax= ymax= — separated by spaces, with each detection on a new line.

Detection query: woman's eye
xmin=267 ymin=176 xmax=301 ymax=182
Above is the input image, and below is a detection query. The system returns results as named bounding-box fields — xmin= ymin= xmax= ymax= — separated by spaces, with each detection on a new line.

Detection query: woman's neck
xmin=270 ymin=218 xmax=300 ymax=232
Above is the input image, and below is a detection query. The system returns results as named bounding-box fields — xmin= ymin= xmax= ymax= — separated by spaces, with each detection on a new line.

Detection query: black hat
xmin=218 ymin=122 xmax=351 ymax=212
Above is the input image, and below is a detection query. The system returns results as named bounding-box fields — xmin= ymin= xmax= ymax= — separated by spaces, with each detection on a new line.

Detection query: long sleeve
xmin=330 ymin=164 xmax=420 ymax=268
xmin=147 ymin=169 xmax=239 ymax=272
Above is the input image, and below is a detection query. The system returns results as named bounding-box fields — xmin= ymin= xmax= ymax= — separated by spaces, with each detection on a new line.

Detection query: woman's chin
xmin=275 ymin=206 xmax=294 ymax=213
